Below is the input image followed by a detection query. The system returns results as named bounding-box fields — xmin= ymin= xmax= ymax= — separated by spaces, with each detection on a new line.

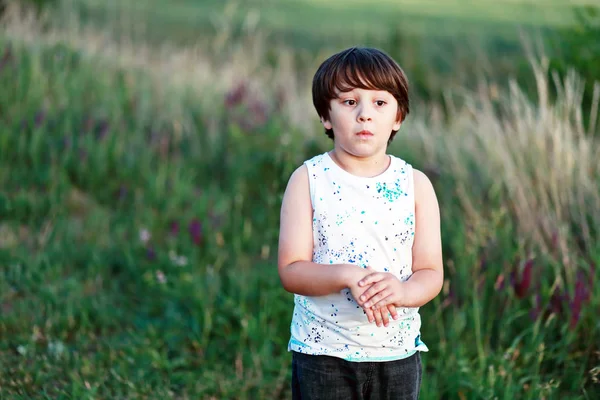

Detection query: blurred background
xmin=0 ymin=0 xmax=599 ymax=398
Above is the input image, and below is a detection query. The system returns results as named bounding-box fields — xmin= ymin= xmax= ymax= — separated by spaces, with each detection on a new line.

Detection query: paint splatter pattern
xmin=288 ymin=152 xmax=429 ymax=361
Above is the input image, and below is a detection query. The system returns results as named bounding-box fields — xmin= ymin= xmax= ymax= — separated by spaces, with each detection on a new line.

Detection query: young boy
xmin=277 ymin=47 xmax=443 ymax=399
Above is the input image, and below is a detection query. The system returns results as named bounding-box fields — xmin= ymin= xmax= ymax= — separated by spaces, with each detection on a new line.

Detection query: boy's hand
xmin=347 ymin=266 xmax=398 ymax=327
xmin=356 ymin=270 xmax=404 ymax=312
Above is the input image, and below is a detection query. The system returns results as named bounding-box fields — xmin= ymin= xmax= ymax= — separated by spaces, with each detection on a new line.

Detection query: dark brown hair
xmin=312 ymin=47 xmax=410 ymax=143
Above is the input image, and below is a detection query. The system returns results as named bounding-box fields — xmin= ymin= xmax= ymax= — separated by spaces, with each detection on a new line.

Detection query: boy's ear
xmin=321 ymin=117 xmax=333 ymax=130
xmin=393 ymin=110 xmax=403 ymax=131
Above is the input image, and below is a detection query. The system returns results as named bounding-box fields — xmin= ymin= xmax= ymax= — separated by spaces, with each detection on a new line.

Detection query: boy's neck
xmin=329 ymin=149 xmax=391 ymax=178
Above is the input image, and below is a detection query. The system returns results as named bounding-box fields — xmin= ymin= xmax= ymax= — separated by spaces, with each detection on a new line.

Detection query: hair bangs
xmin=332 ymin=52 xmax=397 ymax=95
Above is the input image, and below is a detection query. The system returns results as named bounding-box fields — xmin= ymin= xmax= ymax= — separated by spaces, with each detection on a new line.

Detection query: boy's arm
xmin=399 ymin=168 xmax=444 ymax=307
xmin=357 ymin=168 xmax=444 ymax=309
xmin=277 ymin=165 xmax=366 ymax=296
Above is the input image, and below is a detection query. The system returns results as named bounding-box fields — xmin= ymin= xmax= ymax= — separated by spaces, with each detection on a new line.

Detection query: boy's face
xmin=322 ymin=87 xmax=401 ymax=158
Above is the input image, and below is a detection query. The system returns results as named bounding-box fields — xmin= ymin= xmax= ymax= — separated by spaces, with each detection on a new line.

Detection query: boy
xmin=277 ymin=47 xmax=443 ymax=399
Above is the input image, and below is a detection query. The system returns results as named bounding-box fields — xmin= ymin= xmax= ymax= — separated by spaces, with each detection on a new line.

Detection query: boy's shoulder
xmin=303 ymin=152 xmax=328 ymax=167
xmin=389 ymin=154 xmax=412 ymax=169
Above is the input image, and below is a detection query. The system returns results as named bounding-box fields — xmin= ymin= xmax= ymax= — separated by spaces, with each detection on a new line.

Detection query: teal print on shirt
xmin=375 ymin=180 xmax=406 ymax=202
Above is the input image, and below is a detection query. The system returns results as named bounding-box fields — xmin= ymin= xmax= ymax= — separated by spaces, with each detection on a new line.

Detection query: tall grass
xmin=1 ymin=2 xmax=599 ymax=399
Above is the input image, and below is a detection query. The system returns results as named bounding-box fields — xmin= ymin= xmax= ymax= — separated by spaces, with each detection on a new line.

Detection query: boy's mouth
xmin=356 ymin=130 xmax=374 ymax=137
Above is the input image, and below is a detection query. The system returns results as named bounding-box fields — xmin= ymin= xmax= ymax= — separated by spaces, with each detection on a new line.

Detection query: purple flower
xmin=575 ymin=270 xmax=590 ymax=303
xmin=569 ymin=270 xmax=592 ymax=329
xmin=249 ymin=100 xmax=268 ymax=125
xmin=169 ymin=221 xmax=179 ymax=236
xmin=530 ymin=293 xmax=542 ymax=321
xmin=189 ymin=218 xmax=203 ymax=246
xmin=225 ymin=83 xmax=247 ymax=108
xmin=146 ymin=247 xmax=156 ymax=261
xmin=95 ymin=119 xmax=109 ymax=140
xmin=513 ymin=259 xmax=533 ymax=299
xmin=549 ymin=290 xmax=565 ymax=315
xmin=34 ymin=110 xmax=46 ymax=128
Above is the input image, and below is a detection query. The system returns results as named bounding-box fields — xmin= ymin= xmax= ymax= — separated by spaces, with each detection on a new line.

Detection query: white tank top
xmin=288 ymin=152 xmax=429 ymax=361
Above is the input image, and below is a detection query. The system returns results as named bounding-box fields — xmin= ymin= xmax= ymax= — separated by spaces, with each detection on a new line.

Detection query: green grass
xmin=72 ymin=0 xmax=597 ymax=45
xmin=0 ymin=33 xmax=598 ymax=399
xmin=58 ymin=0 xmax=599 ymax=107
xmin=1 ymin=0 xmax=600 ymax=396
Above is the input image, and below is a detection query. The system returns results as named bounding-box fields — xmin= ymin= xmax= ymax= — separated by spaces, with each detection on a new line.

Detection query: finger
xmin=372 ymin=307 xmax=383 ymax=327
xmin=370 ymin=293 xmax=393 ymax=312
xmin=381 ymin=307 xmax=389 ymax=327
xmin=358 ymin=272 xmax=384 ymax=287
xmin=365 ymin=306 xmax=375 ymax=324
xmin=387 ymin=304 xmax=399 ymax=320
xmin=364 ymin=289 xmax=391 ymax=308
xmin=359 ymin=282 xmax=386 ymax=304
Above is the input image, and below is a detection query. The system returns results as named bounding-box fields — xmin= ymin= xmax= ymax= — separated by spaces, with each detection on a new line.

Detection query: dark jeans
xmin=291 ymin=351 xmax=422 ymax=400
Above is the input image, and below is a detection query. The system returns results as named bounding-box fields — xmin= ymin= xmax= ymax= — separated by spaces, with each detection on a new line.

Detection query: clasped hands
xmin=349 ymin=266 xmax=404 ymax=328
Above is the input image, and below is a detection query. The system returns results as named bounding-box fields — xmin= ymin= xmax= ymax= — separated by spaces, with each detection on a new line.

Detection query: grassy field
xmin=60 ymin=0 xmax=599 ymax=106
xmin=71 ymin=0 xmax=597 ymax=43
xmin=1 ymin=1 xmax=600 ymax=399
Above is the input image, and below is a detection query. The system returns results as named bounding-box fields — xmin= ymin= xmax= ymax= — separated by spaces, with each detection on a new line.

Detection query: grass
xmin=56 ymin=0 xmax=600 ymax=109
xmin=1 ymin=1 xmax=599 ymax=399
xmin=71 ymin=0 xmax=598 ymax=44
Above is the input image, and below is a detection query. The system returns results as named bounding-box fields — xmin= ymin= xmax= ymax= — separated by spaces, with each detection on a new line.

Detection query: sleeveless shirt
xmin=287 ymin=151 xmax=429 ymax=362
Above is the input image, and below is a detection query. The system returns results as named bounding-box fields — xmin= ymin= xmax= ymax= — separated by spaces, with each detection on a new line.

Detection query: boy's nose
xmin=357 ymin=108 xmax=372 ymax=123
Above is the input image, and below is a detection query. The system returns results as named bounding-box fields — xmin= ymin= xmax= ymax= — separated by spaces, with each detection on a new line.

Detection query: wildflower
xmin=156 ymin=270 xmax=167 ymax=284
xmin=169 ymin=221 xmax=179 ymax=236
xmin=16 ymin=345 xmax=27 ymax=356
xmin=146 ymin=247 xmax=156 ymax=261
xmin=225 ymin=83 xmax=247 ymax=108
xmin=176 ymin=256 xmax=188 ymax=267
xmin=34 ymin=110 xmax=46 ymax=128
xmin=570 ymin=270 xmax=591 ymax=329
xmin=169 ymin=250 xmax=188 ymax=267
xmin=95 ymin=119 xmax=109 ymax=140
xmin=549 ymin=290 xmax=565 ymax=315
xmin=512 ymin=259 xmax=533 ymax=299
xmin=48 ymin=340 xmax=66 ymax=359
xmin=139 ymin=228 xmax=151 ymax=244
xmin=189 ymin=218 xmax=202 ymax=246
xmin=530 ymin=293 xmax=542 ymax=321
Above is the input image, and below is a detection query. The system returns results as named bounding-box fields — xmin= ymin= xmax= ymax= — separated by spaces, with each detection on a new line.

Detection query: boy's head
xmin=312 ymin=47 xmax=409 ymax=144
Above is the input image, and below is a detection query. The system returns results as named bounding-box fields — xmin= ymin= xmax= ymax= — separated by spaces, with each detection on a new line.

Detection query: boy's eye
xmin=375 ymin=100 xmax=386 ymax=106
xmin=343 ymin=99 xmax=356 ymax=106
